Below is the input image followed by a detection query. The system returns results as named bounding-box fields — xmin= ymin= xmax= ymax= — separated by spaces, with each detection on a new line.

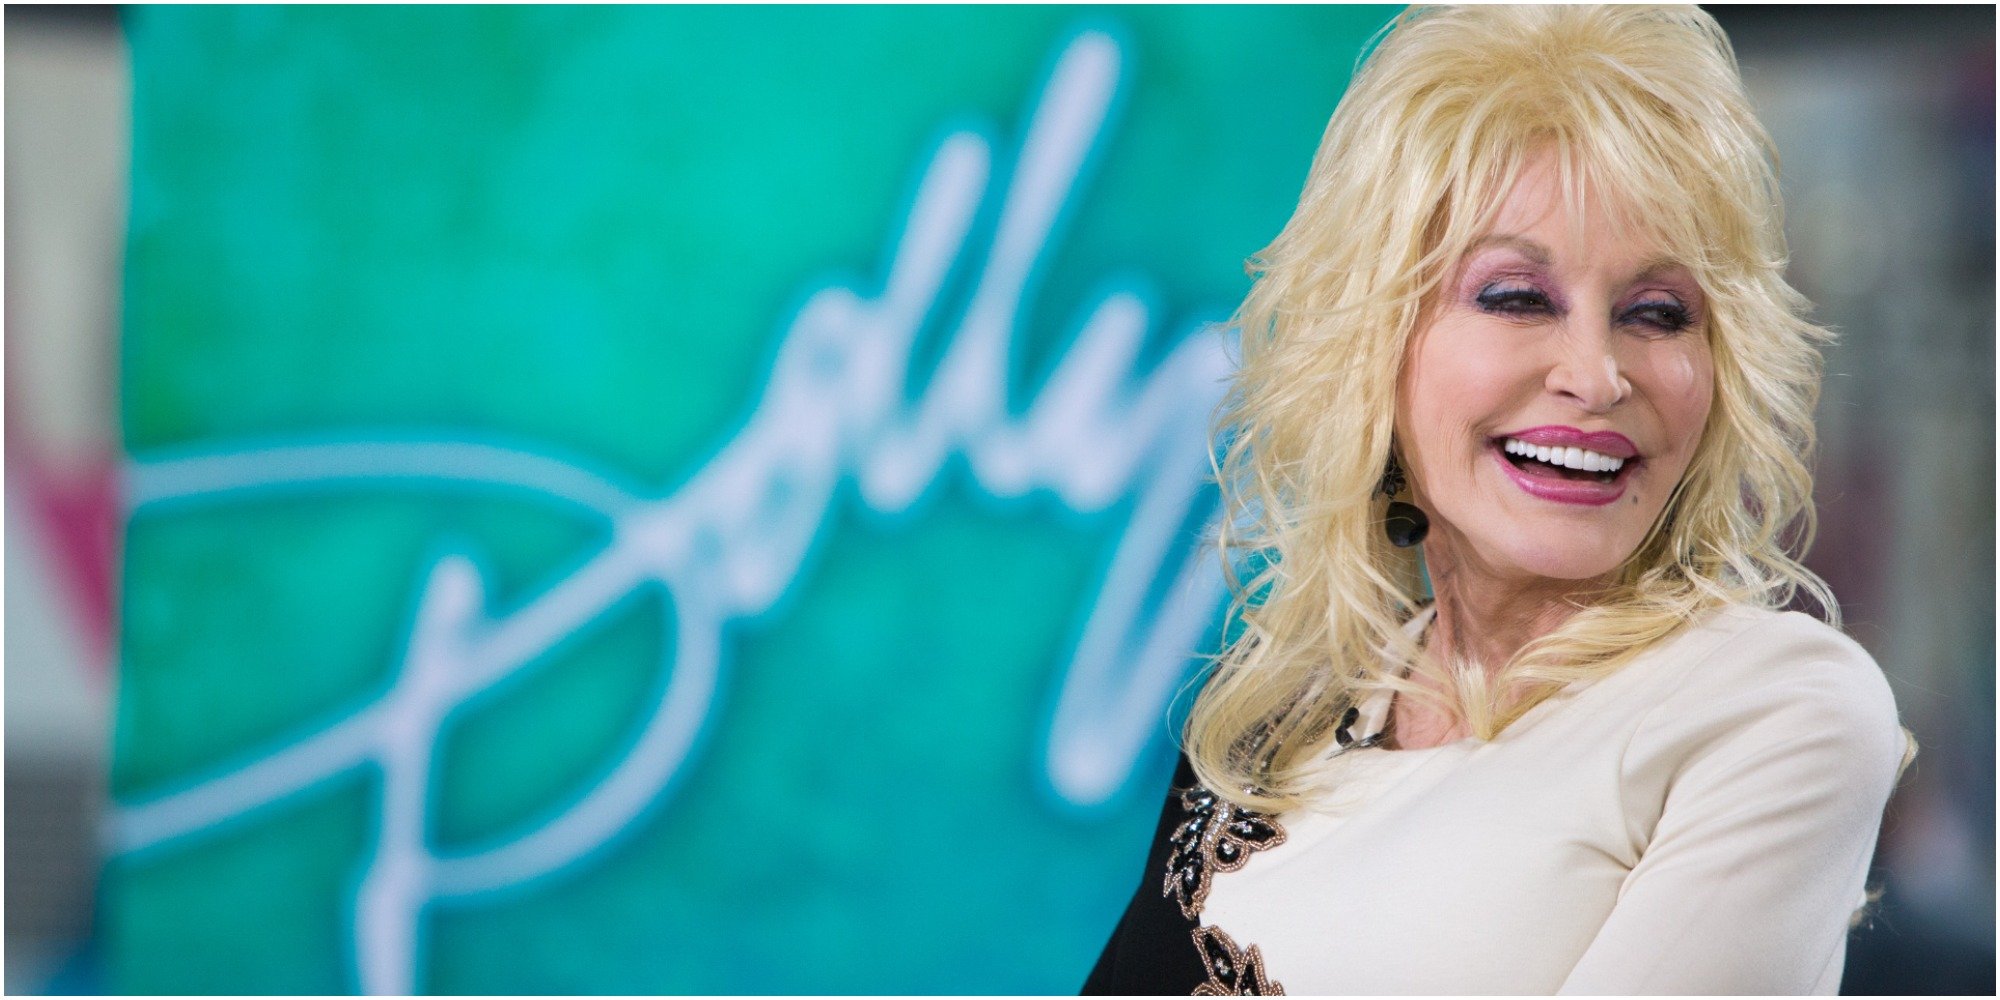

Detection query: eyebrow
xmin=1465 ymin=235 xmax=1552 ymax=266
xmin=1631 ymin=258 xmax=1696 ymax=283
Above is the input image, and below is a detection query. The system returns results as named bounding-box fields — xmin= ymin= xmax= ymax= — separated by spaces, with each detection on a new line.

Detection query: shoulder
xmin=1630 ymin=605 xmax=1905 ymax=793
xmin=1667 ymin=606 xmax=1897 ymax=726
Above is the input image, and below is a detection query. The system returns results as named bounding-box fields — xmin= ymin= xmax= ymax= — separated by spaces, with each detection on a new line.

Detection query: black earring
xmin=1378 ymin=457 xmax=1430 ymax=548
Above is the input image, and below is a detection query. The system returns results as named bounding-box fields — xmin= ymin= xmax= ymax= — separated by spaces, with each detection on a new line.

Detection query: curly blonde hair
xmin=1187 ymin=5 xmax=1839 ymax=810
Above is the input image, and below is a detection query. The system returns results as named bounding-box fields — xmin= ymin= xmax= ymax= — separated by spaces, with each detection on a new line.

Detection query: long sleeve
xmin=1557 ymin=613 xmax=1905 ymax=995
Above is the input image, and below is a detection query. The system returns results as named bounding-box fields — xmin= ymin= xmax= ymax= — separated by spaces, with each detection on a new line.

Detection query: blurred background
xmin=5 ymin=4 xmax=1992 ymax=994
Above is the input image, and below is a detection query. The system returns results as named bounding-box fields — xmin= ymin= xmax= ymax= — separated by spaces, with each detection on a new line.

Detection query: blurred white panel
xmin=5 ymin=12 xmax=128 ymax=467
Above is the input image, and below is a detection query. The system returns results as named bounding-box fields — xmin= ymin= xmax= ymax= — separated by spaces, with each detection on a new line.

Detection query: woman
xmin=1084 ymin=6 xmax=1909 ymax=995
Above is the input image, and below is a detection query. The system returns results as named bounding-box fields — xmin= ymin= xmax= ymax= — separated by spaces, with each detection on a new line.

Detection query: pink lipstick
xmin=1490 ymin=425 xmax=1640 ymax=506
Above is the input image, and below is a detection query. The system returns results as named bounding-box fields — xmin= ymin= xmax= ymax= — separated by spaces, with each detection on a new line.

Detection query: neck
xmin=1388 ymin=542 xmax=1605 ymax=751
xmin=1419 ymin=541 xmax=1609 ymax=679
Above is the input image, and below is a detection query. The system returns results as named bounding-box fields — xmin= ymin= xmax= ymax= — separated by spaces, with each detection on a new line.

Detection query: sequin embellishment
xmin=1191 ymin=925 xmax=1285 ymax=995
xmin=1163 ymin=786 xmax=1288 ymax=920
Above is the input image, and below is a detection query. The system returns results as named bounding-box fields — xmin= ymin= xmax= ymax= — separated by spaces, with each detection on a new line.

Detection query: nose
xmin=1545 ymin=318 xmax=1630 ymax=413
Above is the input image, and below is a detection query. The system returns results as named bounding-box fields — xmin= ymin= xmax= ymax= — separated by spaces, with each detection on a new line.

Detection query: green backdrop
xmin=109 ymin=6 xmax=1395 ymax=993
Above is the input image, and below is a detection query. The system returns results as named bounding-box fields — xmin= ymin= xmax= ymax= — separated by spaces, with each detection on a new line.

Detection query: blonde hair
xmin=1189 ymin=5 xmax=1840 ymax=810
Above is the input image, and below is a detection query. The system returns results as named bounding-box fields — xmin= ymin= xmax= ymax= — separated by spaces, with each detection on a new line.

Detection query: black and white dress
xmin=1082 ymin=605 xmax=1904 ymax=995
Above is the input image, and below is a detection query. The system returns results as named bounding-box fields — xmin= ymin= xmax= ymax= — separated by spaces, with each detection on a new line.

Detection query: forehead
xmin=1472 ymin=152 xmax=1690 ymax=277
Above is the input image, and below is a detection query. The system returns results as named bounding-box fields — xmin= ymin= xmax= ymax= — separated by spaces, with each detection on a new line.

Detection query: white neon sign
xmin=111 ymin=28 xmax=1231 ymax=994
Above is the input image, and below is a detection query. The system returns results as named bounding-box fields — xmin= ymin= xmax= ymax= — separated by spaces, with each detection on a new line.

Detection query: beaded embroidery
xmin=1163 ymin=701 xmax=1384 ymax=922
xmin=1132 ymin=612 xmax=1422 ymax=996
xmin=1162 ymin=704 xmax=1384 ymax=995
xmin=1163 ymin=786 xmax=1288 ymax=920
xmin=1190 ymin=925 xmax=1285 ymax=996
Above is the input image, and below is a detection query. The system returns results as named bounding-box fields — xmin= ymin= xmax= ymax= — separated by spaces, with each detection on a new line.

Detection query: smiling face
xmin=1396 ymin=153 xmax=1716 ymax=588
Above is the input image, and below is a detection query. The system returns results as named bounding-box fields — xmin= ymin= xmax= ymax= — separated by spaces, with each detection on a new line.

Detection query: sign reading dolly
xmin=110 ymin=7 xmax=1395 ymax=993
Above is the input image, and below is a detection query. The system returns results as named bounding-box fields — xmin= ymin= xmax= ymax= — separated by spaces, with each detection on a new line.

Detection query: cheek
xmin=1400 ymin=341 xmax=1519 ymax=480
xmin=1647 ymin=345 xmax=1715 ymax=454
xmin=1658 ymin=350 xmax=1703 ymax=398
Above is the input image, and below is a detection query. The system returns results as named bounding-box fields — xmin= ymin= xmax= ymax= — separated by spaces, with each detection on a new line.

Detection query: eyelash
xmin=1625 ymin=300 xmax=1695 ymax=333
xmin=1474 ymin=285 xmax=1695 ymax=334
xmin=1474 ymin=285 xmax=1555 ymax=316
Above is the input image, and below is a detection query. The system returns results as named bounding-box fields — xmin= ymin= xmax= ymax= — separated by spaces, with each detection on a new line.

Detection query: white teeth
xmin=1501 ymin=437 xmax=1625 ymax=473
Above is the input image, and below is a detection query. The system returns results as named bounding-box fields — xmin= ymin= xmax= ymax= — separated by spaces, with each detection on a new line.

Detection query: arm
xmin=1558 ymin=618 xmax=1905 ymax=995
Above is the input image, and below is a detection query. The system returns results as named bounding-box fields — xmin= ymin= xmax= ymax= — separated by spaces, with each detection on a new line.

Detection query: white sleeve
xmin=1557 ymin=616 xmax=1905 ymax=995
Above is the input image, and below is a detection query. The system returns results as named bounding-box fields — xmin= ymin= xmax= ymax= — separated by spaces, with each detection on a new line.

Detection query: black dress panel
xmin=1082 ymin=755 xmax=1288 ymax=995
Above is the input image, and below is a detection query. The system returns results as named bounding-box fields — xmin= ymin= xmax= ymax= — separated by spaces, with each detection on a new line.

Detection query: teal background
xmin=110 ymin=6 xmax=1397 ymax=993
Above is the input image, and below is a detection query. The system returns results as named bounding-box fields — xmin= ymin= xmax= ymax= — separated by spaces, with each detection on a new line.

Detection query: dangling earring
xmin=1378 ymin=455 xmax=1430 ymax=548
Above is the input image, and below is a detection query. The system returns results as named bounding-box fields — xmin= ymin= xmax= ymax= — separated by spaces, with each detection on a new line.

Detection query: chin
xmin=1479 ymin=536 xmax=1630 ymax=584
